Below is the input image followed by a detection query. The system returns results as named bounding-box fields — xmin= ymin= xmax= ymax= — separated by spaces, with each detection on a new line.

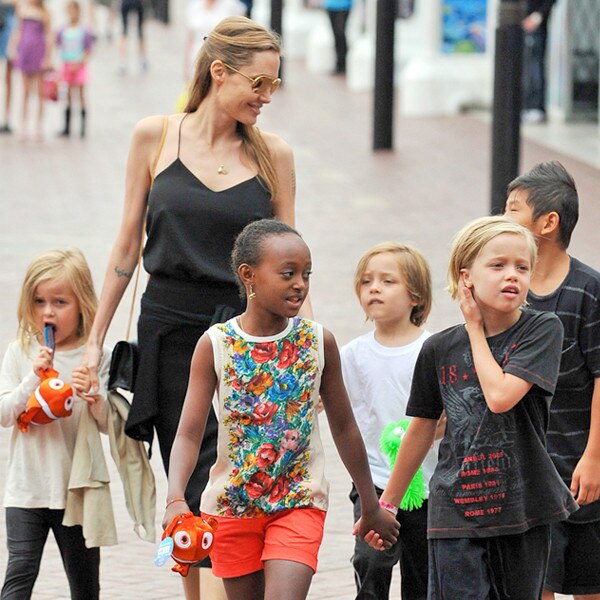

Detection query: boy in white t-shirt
xmin=341 ymin=242 xmax=441 ymax=600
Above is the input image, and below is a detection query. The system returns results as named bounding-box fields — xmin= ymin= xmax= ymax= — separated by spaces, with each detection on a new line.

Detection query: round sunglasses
xmin=222 ymin=62 xmax=281 ymax=96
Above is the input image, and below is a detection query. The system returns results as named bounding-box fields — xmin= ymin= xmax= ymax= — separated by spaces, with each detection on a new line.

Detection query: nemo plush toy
xmin=16 ymin=326 xmax=75 ymax=433
xmin=155 ymin=512 xmax=218 ymax=576
xmin=17 ymin=370 xmax=75 ymax=432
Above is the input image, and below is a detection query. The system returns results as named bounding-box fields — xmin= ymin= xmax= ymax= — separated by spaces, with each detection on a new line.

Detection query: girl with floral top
xmin=163 ymin=219 xmax=399 ymax=600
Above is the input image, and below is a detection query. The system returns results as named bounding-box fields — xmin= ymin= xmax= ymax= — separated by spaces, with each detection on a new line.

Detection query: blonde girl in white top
xmin=0 ymin=248 xmax=110 ymax=600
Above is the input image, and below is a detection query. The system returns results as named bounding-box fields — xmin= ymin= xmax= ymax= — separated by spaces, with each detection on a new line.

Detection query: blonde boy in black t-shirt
xmin=357 ymin=216 xmax=577 ymax=599
xmin=506 ymin=161 xmax=600 ymax=600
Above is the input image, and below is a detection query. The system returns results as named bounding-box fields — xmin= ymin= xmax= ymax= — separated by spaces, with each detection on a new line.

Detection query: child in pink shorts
xmin=56 ymin=0 xmax=93 ymax=137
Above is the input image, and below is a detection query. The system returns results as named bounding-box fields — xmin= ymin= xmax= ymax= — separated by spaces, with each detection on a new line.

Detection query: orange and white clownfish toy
xmin=155 ymin=512 xmax=218 ymax=576
xmin=16 ymin=368 xmax=75 ymax=433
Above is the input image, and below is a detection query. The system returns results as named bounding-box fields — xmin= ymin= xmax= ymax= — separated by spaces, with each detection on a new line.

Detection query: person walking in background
xmin=324 ymin=0 xmax=351 ymax=75
xmin=9 ymin=0 xmax=52 ymax=141
xmin=0 ymin=0 xmax=17 ymax=133
xmin=56 ymin=0 xmax=94 ymax=138
xmin=505 ymin=161 xmax=600 ymax=600
xmin=184 ymin=0 xmax=245 ymax=82
xmin=521 ymin=0 xmax=556 ymax=124
xmin=81 ymin=16 xmax=303 ymax=600
xmin=163 ymin=219 xmax=399 ymax=600
xmin=117 ymin=0 xmax=146 ymax=74
xmin=89 ymin=0 xmax=116 ymax=42
xmin=341 ymin=242 xmax=439 ymax=600
xmin=0 ymin=248 xmax=112 ymax=600
xmin=360 ymin=216 xmax=578 ymax=599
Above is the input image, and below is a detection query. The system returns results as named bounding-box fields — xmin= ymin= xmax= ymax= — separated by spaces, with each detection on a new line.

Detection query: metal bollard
xmin=490 ymin=0 xmax=526 ymax=215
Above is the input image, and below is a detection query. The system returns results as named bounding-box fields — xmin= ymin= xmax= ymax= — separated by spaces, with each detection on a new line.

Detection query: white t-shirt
xmin=0 ymin=340 xmax=110 ymax=509
xmin=341 ymin=330 xmax=438 ymax=491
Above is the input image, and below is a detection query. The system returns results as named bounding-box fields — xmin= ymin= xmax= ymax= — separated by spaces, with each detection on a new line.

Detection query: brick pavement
xmin=1 ymin=3 xmax=598 ymax=597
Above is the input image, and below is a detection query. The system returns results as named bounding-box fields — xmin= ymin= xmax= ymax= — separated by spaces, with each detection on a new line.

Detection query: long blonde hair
xmin=185 ymin=16 xmax=282 ymax=198
xmin=17 ymin=248 xmax=98 ymax=350
xmin=446 ymin=216 xmax=537 ymax=300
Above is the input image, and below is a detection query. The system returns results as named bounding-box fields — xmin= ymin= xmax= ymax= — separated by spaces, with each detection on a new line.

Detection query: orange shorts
xmin=203 ymin=508 xmax=327 ymax=579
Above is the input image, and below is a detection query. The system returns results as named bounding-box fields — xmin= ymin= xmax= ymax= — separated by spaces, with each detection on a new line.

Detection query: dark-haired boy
xmin=505 ymin=160 xmax=600 ymax=600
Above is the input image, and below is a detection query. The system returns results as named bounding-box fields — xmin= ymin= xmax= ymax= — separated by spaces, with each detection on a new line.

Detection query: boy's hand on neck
xmin=458 ymin=283 xmax=483 ymax=332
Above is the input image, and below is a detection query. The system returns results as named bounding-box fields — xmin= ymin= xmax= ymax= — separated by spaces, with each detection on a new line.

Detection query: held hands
xmin=81 ymin=344 xmax=103 ymax=395
xmin=72 ymin=367 xmax=102 ymax=405
xmin=352 ymin=506 xmax=399 ymax=550
xmin=570 ymin=454 xmax=600 ymax=506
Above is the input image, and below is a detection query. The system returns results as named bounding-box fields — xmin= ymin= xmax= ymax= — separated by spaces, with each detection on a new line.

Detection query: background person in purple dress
xmin=8 ymin=0 xmax=52 ymax=140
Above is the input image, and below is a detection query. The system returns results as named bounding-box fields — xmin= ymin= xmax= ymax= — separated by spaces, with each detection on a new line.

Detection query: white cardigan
xmin=64 ymin=390 xmax=156 ymax=546
xmin=0 ymin=341 xmax=155 ymax=547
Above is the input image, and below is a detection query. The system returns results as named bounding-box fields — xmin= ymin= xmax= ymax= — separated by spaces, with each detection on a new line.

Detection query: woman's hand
xmin=162 ymin=499 xmax=189 ymax=531
xmin=81 ymin=344 xmax=103 ymax=395
xmin=33 ymin=346 xmax=53 ymax=376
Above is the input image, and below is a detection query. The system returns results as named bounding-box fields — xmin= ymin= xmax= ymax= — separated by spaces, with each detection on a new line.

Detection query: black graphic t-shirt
xmin=407 ymin=308 xmax=578 ymax=539
xmin=528 ymin=257 xmax=600 ymax=523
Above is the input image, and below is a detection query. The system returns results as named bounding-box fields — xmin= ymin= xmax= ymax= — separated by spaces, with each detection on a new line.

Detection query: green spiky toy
xmin=380 ymin=419 xmax=426 ymax=511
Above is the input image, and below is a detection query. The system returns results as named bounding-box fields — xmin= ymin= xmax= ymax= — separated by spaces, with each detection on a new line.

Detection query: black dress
xmin=126 ymin=115 xmax=273 ymax=565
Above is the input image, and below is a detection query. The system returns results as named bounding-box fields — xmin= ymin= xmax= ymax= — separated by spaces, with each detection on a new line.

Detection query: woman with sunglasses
xmin=81 ymin=16 xmax=302 ymax=600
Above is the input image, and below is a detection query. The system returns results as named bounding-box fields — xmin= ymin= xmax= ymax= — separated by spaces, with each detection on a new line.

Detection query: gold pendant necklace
xmin=210 ymin=144 xmax=228 ymax=175
xmin=204 ymin=141 xmax=229 ymax=175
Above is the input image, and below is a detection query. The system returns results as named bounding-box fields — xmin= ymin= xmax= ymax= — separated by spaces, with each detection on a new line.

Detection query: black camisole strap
xmin=177 ymin=112 xmax=190 ymax=158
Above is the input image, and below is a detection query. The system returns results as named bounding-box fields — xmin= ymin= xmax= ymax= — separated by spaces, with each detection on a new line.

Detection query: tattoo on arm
xmin=114 ymin=265 xmax=133 ymax=279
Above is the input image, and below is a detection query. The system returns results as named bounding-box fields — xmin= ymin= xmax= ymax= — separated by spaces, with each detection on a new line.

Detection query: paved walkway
xmin=1 ymin=3 xmax=598 ymax=597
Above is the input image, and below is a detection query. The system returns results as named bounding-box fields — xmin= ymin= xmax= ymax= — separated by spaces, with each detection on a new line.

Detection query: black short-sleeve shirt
xmin=407 ymin=308 xmax=578 ymax=539
xmin=527 ymin=257 xmax=600 ymax=523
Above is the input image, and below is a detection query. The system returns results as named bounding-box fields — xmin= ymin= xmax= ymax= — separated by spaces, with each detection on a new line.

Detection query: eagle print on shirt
xmin=437 ymin=343 xmax=518 ymax=519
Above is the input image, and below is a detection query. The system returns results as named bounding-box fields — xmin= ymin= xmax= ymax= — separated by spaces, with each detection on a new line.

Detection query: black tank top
xmin=143 ymin=115 xmax=273 ymax=283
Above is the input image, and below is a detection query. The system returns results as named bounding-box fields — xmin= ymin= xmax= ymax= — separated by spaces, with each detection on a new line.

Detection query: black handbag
xmin=108 ymin=340 xmax=139 ymax=392
xmin=108 ymin=223 xmax=145 ymax=393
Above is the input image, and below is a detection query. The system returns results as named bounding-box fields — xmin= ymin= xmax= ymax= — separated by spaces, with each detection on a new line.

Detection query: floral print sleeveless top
xmin=201 ymin=317 xmax=329 ymax=518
